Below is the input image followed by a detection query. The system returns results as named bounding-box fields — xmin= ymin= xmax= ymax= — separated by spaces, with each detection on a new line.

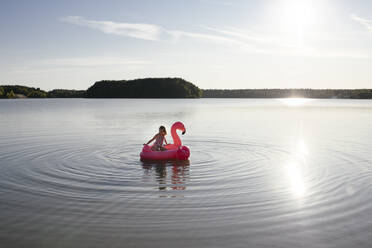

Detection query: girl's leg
xmin=151 ymin=145 xmax=158 ymax=151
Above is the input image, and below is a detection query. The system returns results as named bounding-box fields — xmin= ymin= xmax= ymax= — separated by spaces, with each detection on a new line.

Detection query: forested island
xmin=86 ymin=78 xmax=202 ymax=98
xmin=2 ymin=78 xmax=372 ymax=99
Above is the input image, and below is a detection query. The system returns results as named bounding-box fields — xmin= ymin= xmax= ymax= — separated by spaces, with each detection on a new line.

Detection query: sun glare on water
xmin=286 ymin=163 xmax=306 ymax=197
xmin=278 ymin=98 xmax=313 ymax=106
xmin=285 ymin=139 xmax=308 ymax=198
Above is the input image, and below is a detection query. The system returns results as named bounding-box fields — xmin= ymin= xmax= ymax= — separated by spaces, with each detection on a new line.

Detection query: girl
xmin=144 ymin=126 xmax=168 ymax=151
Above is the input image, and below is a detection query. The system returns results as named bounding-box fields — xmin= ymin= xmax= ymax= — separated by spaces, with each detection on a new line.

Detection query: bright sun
xmin=273 ymin=0 xmax=319 ymax=47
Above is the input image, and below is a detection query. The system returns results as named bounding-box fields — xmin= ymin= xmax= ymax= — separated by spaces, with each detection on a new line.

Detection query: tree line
xmin=1 ymin=78 xmax=201 ymax=99
xmin=2 ymin=81 xmax=372 ymax=99
xmin=202 ymin=89 xmax=372 ymax=99
xmin=0 ymin=85 xmax=85 ymax=99
xmin=0 ymin=85 xmax=47 ymax=98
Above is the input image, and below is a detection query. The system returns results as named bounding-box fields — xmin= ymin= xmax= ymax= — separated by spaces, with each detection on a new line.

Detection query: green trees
xmin=86 ymin=78 xmax=202 ymax=98
xmin=27 ymin=90 xmax=47 ymax=98
xmin=47 ymin=89 xmax=86 ymax=98
xmin=1 ymin=78 xmax=202 ymax=99
xmin=6 ymin=90 xmax=16 ymax=99
xmin=2 ymin=82 xmax=372 ymax=99
xmin=202 ymin=89 xmax=372 ymax=99
xmin=0 ymin=85 xmax=47 ymax=98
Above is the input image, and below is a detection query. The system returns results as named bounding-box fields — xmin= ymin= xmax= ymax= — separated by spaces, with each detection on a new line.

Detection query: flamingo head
xmin=173 ymin=121 xmax=186 ymax=135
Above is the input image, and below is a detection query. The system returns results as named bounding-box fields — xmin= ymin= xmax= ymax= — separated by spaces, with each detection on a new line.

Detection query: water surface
xmin=0 ymin=98 xmax=372 ymax=248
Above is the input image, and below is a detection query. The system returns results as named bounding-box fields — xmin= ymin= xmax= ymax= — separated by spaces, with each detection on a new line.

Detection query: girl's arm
xmin=145 ymin=134 xmax=157 ymax=145
xmin=164 ymin=137 xmax=168 ymax=145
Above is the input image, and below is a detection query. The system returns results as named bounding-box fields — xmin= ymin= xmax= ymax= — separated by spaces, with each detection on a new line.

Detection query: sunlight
xmin=285 ymin=139 xmax=308 ymax=197
xmin=278 ymin=98 xmax=313 ymax=106
xmin=286 ymin=162 xmax=306 ymax=197
xmin=274 ymin=0 xmax=319 ymax=47
xmin=297 ymin=139 xmax=308 ymax=157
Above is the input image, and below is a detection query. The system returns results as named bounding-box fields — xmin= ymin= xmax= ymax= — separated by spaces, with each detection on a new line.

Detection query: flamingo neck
xmin=171 ymin=126 xmax=182 ymax=147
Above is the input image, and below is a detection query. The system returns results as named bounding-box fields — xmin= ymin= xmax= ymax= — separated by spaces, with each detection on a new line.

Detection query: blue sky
xmin=1 ymin=0 xmax=372 ymax=90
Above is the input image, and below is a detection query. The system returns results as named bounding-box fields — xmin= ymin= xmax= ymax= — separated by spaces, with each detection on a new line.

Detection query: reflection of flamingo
xmin=141 ymin=160 xmax=190 ymax=192
xmin=140 ymin=122 xmax=190 ymax=160
xmin=171 ymin=163 xmax=188 ymax=191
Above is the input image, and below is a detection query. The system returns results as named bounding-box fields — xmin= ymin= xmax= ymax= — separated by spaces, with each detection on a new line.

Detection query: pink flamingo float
xmin=140 ymin=122 xmax=190 ymax=161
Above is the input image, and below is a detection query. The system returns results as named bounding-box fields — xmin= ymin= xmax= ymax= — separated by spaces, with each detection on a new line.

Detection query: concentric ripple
xmin=1 ymin=99 xmax=372 ymax=248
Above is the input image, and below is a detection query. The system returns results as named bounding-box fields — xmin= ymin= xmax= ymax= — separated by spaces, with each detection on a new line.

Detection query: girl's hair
xmin=159 ymin=125 xmax=167 ymax=135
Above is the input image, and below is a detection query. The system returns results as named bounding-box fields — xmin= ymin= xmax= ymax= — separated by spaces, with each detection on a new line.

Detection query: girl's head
xmin=159 ymin=126 xmax=167 ymax=135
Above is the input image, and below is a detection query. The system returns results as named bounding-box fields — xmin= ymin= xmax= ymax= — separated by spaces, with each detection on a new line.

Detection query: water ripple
xmin=1 ymin=99 xmax=372 ymax=248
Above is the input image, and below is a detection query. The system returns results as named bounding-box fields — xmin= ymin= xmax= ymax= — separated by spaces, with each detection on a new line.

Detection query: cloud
xmin=169 ymin=30 xmax=253 ymax=49
xmin=60 ymin=16 xmax=367 ymax=59
xmin=6 ymin=57 xmax=150 ymax=76
xmin=60 ymin=16 xmax=269 ymax=51
xmin=60 ymin=16 xmax=162 ymax=41
xmin=61 ymin=16 xmax=255 ymax=49
xmin=350 ymin=14 xmax=372 ymax=32
xmin=201 ymin=26 xmax=296 ymax=48
xmin=41 ymin=57 xmax=150 ymax=67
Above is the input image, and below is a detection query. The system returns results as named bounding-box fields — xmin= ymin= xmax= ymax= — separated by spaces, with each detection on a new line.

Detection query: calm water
xmin=1 ymin=98 xmax=372 ymax=248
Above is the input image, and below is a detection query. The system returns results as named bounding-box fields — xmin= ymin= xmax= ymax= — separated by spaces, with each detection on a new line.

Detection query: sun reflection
xmin=286 ymin=163 xmax=305 ymax=197
xmin=297 ymin=139 xmax=308 ymax=157
xmin=284 ymin=139 xmax=309 ymax=197
xmin=278 ymin=98 xmax=313 ymax=106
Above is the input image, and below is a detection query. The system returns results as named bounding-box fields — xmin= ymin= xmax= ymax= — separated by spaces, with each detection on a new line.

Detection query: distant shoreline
xmin=202 ymin=89 xmax=372 ymax=99
xmin=2 ymin=78 xmax=372 ymax=99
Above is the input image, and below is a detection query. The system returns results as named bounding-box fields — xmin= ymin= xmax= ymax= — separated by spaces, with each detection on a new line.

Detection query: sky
xmin=1 ymin=0 xmax=372 ymax=90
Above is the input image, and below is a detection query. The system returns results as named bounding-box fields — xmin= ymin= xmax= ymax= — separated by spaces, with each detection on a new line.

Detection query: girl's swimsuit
xmin=153 ymin=135 xmax=164 ymax=149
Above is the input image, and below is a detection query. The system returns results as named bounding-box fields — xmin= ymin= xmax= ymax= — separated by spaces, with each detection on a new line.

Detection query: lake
xmin=0 ymin=98 xmax=372 ymax=248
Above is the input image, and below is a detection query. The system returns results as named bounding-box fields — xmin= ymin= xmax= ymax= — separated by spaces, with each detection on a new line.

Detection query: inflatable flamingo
xmin=140 ymin=122 xmax=190 ymax=161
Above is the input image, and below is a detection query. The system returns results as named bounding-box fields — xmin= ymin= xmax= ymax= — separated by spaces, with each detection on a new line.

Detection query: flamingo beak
xmin=182 ymin=130 xmax=186 ymax=135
